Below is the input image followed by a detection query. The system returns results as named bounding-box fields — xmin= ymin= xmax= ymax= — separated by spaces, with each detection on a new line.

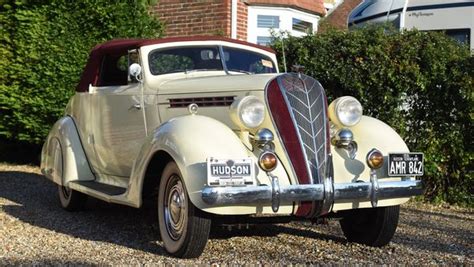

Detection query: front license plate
xmin=388 ymin=153 xmax=424 ymax=176
xmin=207 ymin=158 xmax=255 ymax=186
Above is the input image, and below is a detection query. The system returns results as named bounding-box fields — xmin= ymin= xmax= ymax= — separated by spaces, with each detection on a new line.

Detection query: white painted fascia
xmin=247 ymin=5 xmax=321 ymax=44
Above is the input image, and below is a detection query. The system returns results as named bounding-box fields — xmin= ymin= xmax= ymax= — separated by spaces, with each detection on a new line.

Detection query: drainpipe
xmin=231 ymin=0 xmax=237 ymax=39
xmin=400 ymin=0 xmax=409 ymax=29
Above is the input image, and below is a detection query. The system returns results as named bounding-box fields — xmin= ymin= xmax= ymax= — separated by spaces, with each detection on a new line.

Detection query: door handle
xmin=130 ymin=103 xmax=142 ymax=110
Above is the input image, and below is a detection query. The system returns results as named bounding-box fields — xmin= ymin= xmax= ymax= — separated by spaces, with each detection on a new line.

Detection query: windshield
xmin=149 ymin=45 xmax=277 ymax=76
xmin=223 ymin=47 xmax=276 ymax=74
xmin=149 ymin=46 xmax=223 ymax=75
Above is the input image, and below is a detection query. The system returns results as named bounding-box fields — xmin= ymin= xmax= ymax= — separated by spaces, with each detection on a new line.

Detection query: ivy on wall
xmin=272 ymin=26 xmax=473 ymax=206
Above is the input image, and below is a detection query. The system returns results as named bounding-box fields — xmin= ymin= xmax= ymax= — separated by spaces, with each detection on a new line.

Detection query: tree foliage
xmin=272 ymin=26 xmax=473 ymax=206
xmin=0 ymin=0 xmax=163 ymax=143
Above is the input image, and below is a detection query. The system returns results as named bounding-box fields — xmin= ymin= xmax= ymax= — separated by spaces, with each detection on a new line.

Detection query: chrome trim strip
xmin=201 ymin=180 xmax=423 ymax=206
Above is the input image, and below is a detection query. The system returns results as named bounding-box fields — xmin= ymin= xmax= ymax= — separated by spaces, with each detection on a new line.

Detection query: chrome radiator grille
xmin=277 ymin=74 xmax=329 ymax=184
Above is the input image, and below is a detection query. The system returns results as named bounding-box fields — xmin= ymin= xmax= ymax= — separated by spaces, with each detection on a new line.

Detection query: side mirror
xmin=129 ymin=63 xmax=142 ymax=82
xmin=88 ymin=84 xmax=96 ymax=94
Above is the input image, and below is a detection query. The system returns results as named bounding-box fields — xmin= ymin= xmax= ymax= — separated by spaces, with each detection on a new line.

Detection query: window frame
xmin=292 ymin=18 xmax=313 ymax=33
xmin=257 ymin=15 xmax=280 ymax=29
xmin=147 ymin=45 xmax=277 ymax=76
xmin=148 ymin=45 xmax=224 ymax=76
xmin=247 ymin=6 xmax=320 ymax=46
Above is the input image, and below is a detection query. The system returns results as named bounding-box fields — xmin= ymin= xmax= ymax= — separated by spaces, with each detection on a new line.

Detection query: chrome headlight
xmin=328 ymin=96 xmax=363 ymax=127
xmin=230 ymin=96 xmax=265 ymax=129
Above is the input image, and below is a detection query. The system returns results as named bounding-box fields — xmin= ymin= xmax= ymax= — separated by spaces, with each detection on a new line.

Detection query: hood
xmin=156 ymin=73 xmax=280 ymax=95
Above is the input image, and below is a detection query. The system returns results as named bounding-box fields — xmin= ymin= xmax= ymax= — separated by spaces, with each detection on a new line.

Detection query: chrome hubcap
xmin=164 ymin=175 xmax=187 ymax=241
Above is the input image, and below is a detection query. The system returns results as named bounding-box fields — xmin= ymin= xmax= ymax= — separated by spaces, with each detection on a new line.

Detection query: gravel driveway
xmin=0 ymin=163 xmax=472 ymax=265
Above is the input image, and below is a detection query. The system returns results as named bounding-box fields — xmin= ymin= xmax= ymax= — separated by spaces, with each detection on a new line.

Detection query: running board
xmin=68 ymin=181 xmax=137 ymax=207
xmin=72 ymin=181 xmax=126 ymax=195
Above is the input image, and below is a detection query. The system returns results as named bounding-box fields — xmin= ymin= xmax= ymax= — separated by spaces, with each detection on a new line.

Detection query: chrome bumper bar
xmin=201 ymin=179 xmax=423 ymax=209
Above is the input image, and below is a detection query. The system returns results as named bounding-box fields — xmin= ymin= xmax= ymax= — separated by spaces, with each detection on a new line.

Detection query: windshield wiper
xmin=228 ymin=69 xmax=254 ymax=75
xmin=184 ymin=68 xmax=221 ymax=74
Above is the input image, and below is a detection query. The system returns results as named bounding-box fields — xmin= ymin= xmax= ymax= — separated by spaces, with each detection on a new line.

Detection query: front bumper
xmin=201 ymin=178 xmax=423 ymax=211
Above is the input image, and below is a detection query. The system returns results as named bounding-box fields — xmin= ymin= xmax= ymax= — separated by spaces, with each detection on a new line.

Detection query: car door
xmin=88 ymin=51 xmax=147 ymax=177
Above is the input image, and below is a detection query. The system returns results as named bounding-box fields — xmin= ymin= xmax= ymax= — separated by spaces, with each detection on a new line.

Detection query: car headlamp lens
xmin=231 ymin=96 xmax=265 ymax=129
xmin=329 ymin=96 xmax=363 ymax=127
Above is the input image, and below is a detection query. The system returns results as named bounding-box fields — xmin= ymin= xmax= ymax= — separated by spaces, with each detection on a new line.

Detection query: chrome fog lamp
xmin=253 ymin=128 xmax=274 ymax=147
xmin=331 ymin=128 xmax=353 ymax=147
xmin=366 ymin=148 xmax=384 ymax=169
xmin=328 ymin=96 xmax=363 ymax=127
xmin=230 ymin=96 xmax=265 ymax=129
xmin=332 ymin=128 xmax=358 ymax=159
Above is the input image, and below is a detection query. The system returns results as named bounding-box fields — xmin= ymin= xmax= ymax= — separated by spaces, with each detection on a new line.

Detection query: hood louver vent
xmin=169 ymin=96 xmax=235 ymax=108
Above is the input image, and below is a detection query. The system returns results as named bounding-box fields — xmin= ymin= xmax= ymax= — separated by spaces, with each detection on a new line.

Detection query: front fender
xmin=128 ymin=115 xmax=290 ymax=214
xmin=332 ymin=115 xmax=411 ymax=210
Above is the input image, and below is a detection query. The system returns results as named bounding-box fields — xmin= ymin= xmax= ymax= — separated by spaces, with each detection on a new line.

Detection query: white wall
xmin=247 ymin=6 xmax=321 ymax=45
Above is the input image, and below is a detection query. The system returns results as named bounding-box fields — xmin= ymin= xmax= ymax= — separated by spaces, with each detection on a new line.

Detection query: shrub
xmin=0 ymin=0 xmax=163 ymax=144
xmin=272 ymin=27 xmax=473 ymax=206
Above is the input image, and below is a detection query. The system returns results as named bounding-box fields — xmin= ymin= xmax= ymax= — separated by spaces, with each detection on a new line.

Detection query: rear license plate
xmin=388 ymin=153 xmax=424 ymax=176
xmin=207 ymin=158 xmax=255 ymax=186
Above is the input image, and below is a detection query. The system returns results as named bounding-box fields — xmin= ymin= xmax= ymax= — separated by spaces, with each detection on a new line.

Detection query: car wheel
xmin=158 ymin=161 xmax=211 ymax=258
xmin=58 ymin=185 xmax=87 ymax=211
xmin=339 ymin=205 xmax=400 ymax=247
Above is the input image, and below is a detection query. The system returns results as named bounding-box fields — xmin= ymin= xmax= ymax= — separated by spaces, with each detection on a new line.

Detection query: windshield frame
xmin=148 ymin=45 xmax=277 ymax=76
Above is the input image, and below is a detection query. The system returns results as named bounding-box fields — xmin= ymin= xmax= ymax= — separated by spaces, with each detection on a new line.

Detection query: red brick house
xmin=153 ymin=0 xmax=326 ymax=45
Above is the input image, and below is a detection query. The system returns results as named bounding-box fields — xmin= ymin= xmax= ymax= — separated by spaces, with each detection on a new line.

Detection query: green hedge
xmin=272 ymin=27 xmax=473 ymax=206
xmin=0 ymin=0 xmax=163 ymax=144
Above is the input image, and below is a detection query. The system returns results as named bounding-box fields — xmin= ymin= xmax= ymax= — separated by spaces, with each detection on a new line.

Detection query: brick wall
xmin=153 ymin=0 xmax=232 ymax=37
xmin=153 ymin=0 xmax=327 ymax=40
xmin=319 ymin=0 xmax=363 ymax=31
xmin=236 ymin=1 xmax=248 ymax=40
xmin=245 ymin=0 xmax=326 ymax=16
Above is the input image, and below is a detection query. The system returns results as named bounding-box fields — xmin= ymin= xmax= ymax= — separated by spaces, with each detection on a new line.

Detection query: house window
xmin=257 ymin=15 xmax=279 ymax=28
xmin=444 ymin=29 xmax=471 ymax=47
xmin=256 ymin=36 xmax=273 ymax=46
xmin=247 ymin=6 xmax=319 ymax=44
xmin=292 ymin=18 xmax=313 ymax=33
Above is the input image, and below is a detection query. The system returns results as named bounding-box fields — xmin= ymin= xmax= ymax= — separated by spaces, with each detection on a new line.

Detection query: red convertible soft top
xmin=76 ymin=36 xmax=275 ymax=92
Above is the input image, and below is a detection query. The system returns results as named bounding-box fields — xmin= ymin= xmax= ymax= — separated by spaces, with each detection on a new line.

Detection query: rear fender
xmin=40 ymin=116 xmax=94 ymax=185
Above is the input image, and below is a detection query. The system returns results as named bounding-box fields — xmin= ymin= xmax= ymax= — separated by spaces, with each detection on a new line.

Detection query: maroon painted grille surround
xmin=266 ymin=74 xmax=331 ymax=217
xmin=267 ymin=80 xmax=311 ymax=184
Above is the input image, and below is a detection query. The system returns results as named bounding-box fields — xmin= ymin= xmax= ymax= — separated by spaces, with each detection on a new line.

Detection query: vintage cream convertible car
xmin=41 ymin=37 xmax=423 ymax=258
